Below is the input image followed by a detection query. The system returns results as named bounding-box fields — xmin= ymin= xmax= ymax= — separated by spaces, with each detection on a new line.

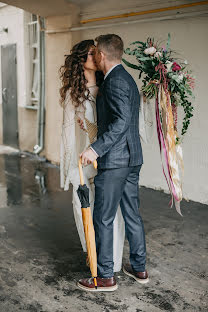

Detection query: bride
xmin=59 ymin=40 xmax=125 ymax=272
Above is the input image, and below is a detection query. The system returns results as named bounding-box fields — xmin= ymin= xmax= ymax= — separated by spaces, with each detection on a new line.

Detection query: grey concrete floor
xmin=0 ymin=148 xmax=207 ymax=312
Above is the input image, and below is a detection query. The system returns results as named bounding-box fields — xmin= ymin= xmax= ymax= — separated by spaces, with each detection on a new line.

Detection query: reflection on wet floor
xmin=3 ymin=154 xmax=22 ymax=206
xmin=0 ymin=152 xmax=62 ymax=208
xmin=34 ymin=168 xmax=47 ymax=195
xmin=0 ymin=151 xmax=207 ymax=312
xmin=0 ymin=151 xmax=79 ymax=254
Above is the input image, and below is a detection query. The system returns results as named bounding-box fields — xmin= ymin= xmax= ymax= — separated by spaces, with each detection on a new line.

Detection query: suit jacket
xmin=91 ymin=64 xmax=143 ymax=169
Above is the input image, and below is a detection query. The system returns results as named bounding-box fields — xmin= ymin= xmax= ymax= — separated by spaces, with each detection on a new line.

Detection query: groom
xmin=78 ymin=34 xmax=148 ymax=291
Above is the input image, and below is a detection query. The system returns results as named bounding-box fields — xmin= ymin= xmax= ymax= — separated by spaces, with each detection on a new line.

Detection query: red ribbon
xmin=155 ymin=95 xmax=180 ymax=206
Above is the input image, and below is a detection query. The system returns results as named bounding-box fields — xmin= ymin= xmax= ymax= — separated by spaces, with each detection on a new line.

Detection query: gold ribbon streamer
xmin=159 ymin=85 xmax=184 ymax=215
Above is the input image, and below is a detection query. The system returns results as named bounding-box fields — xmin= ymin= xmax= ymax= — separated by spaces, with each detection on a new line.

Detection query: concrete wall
xmin=0 ymin=4 xmax=37 ymax=151
xmin=78 ymin=13 xmax=208 ymax=204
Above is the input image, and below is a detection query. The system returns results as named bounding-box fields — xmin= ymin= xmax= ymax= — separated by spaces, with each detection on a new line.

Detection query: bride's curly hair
xmin=59 ymin=40 xmax=103 ymax=108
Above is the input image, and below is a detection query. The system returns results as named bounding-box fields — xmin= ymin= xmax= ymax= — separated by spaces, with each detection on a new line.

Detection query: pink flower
xmin=161 ymin=45 xmax=167 ymax=52
xmin=172 ymin=62 xmax=181 ymax=72
xmin=155 ymin=51 xmax=162 ymax=58
xmin=186 ymin=74 xmax=195 ymax=90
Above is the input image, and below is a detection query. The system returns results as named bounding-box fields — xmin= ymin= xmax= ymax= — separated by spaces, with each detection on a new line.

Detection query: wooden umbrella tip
xmin=93 ymin=160 xmax=97 ymax=169
xmin=94 ymin=277 xmax=98 ymax=289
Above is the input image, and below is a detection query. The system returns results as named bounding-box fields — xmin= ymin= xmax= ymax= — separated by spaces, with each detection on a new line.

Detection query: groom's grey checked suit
xmin=91 ymin=64 xmax=146 ymax=278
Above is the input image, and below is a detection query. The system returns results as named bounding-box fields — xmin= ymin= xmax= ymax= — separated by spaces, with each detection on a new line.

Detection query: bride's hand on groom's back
xmin=77 ymin=118 xmax=85 ymax=130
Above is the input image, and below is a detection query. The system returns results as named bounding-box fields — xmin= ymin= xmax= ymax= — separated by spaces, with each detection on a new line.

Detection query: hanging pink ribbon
xmin=155 ymin=96 xmax=180 ymax=205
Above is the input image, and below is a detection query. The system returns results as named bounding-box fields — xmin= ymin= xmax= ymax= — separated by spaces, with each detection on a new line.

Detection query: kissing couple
xmin=59 ymin=34 xmax=149 ymax=291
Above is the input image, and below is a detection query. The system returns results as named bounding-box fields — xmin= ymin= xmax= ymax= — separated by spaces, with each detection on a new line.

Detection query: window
xmin=27 ymin=14 xmax=40 ymax=109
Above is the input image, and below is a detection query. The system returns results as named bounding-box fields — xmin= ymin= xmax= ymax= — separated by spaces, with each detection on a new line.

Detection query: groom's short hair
xmin=95 ymin=34 xmax=124 ymax=61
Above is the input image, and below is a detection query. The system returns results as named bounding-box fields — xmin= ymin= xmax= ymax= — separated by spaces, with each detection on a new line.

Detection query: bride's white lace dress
xmin=60 ymin=86 xmax=125 ymax=272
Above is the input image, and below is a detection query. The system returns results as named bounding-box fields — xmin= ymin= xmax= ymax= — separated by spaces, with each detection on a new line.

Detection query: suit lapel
xmin=96 ymin=65 xmax=123 ymax=120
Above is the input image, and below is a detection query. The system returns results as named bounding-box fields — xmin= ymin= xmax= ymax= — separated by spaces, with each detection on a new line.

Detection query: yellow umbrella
xmin=77 ymin=158 xmax=98 ymax=288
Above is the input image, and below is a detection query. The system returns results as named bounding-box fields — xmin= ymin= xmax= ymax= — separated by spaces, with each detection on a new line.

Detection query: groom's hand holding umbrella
xmin=80 ymin=148 xmax=98 ymax=166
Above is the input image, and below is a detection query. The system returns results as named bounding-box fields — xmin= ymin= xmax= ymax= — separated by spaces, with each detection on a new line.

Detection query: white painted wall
xmin=0 ymin=4 xmax=30 ymax=108
xmin=79 ymin=15 xmax=208 ymax=204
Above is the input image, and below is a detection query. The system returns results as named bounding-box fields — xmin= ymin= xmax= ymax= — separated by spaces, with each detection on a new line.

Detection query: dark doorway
xmin=1 ymin=43 xmax=19 ymax=148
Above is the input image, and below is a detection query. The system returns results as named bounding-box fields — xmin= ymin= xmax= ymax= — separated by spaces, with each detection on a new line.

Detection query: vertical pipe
xmin=33 ymin=17 xmax=45 ymax=154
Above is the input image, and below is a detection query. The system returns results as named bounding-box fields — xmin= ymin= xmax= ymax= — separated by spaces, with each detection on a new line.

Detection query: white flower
xmin=155 ymin=51 xmax=162 ymax=58
xmin=166 ymin=61 xmax=173 ymax=72
xmin=172 ymin=74 xmax=183 ymax=84
xmin=178 ymin=74 xmax=184 ymax=81
xmin=144 ymin=47 xmax=156 ymax=55
xmin=184 ymin=60 xmax=188 ymax=65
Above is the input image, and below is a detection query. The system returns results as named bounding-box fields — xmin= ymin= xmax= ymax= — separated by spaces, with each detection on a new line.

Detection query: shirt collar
xmin=104 ymin=64 xmax=121 ymax=80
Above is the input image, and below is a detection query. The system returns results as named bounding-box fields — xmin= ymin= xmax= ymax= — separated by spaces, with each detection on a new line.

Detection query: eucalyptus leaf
xmin=130 ymin=41 xmax=146 ymax=46
xmin=122 ymin=58 xmax=140 ymax=70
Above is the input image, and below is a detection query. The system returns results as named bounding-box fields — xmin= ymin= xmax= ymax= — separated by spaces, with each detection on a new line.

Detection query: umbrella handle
xmin=78 ymin=158 xmax=97 ymax=186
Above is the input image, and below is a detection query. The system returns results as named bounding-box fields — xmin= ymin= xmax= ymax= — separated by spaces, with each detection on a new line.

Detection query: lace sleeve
xmin=60 ymin=91 xmax=96 ymax=191
xmin=62 ymin=91 xmax=76 ymax=126
xmin=75 ymin=103 xmax=85 ymax=121
xmin=60 ymin=91 xmax=78 ymax=190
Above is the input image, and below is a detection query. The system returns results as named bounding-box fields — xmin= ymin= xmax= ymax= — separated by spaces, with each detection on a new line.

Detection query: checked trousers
xmin=93 ymin=165 xmax=146 ymax=278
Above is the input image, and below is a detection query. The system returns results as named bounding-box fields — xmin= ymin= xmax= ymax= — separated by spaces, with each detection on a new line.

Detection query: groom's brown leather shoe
xmin=77 ymin=276 xmax=118 ymax=292
xmin=123 ymin=264 xmax=149 ymax=284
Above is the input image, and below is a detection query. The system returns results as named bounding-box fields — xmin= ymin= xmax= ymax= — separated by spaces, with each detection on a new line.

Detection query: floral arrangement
xmin=123 ymin=34 xmax=194 ymax=142
xmin=122 ymin=34 xmax=195 ymax=214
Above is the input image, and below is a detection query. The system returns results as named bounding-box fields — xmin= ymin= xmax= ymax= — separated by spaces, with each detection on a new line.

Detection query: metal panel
xmin=1 ymin=43 xmax=19 ymax=148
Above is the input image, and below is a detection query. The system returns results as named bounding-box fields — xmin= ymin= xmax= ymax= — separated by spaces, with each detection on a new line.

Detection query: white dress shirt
xmin=104 ymin=63 xmax=121 ymax=80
